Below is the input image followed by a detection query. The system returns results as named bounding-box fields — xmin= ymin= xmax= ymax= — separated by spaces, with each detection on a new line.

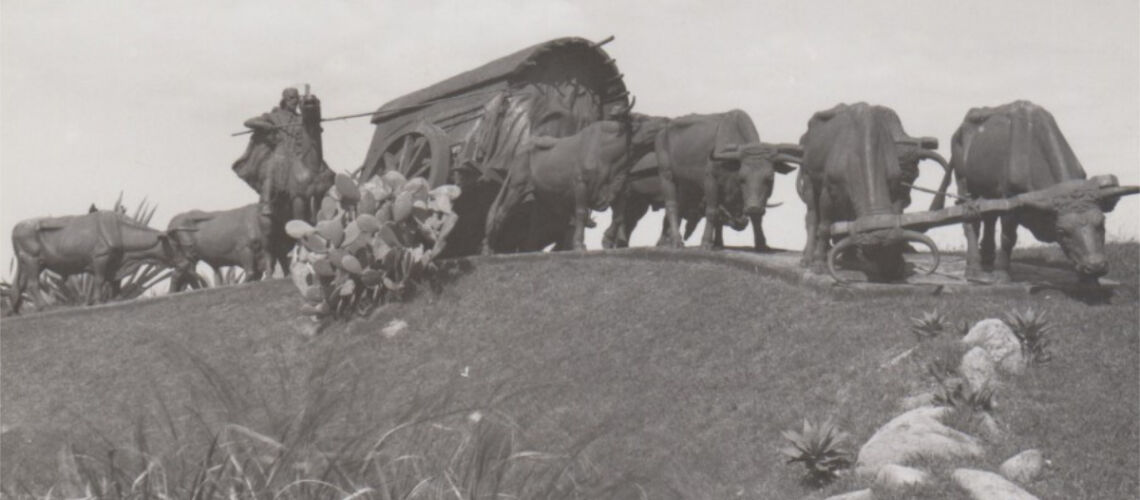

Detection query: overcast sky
xmin=2 ymin=0 xmax=1137 ymax=275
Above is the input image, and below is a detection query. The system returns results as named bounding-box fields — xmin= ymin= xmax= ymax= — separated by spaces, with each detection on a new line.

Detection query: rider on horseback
xmin=232 ymin=87 xmax=306 ymax=215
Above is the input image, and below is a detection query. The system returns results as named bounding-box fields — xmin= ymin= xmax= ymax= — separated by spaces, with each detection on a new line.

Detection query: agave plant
xmin=910 ymin=309 xmax=948 ymax=340
xmin=933 ymin=378 xmax=996 ymax=413
xmin=1004 ymin=307 xmax=1054 ymax=364
xmin=288 ymin=171 xmax=461 ymax=320
xmin=780 ymin=418 xmax=852 ymax=485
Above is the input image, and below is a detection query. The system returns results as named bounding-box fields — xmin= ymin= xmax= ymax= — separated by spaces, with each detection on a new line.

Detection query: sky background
xmin=2 ymin=0 xmax=1138 ymax=278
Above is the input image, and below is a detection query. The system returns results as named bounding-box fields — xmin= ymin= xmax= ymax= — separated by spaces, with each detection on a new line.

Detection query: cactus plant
xmin=287 ymin=171 xmax=460 ymax=321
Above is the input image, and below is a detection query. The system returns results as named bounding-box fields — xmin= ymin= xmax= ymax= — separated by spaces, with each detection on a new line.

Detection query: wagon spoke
xmin=396 ymin=135 xmax=414 ymax=173
xmin=409 ymin=136 xmax=428 ymax=169
xmin=406 ymin=137 xmax=430 ymax=178
xmin=407 ymin=161 xmax=430 ymax=180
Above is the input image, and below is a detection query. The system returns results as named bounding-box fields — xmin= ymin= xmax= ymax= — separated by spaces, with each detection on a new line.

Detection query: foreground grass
xmin=2 ymin=243 xmax=1137 ymax=498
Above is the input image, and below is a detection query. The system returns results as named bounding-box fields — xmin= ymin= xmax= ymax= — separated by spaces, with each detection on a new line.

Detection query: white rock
xmin=855 ymin=406 xmax=985 ymax=477
xmin=1000 ymin=449 xmax=1046 ymax=484
xmin=953 ymin=468 xmax=1039 ymax=499
xmin=874 ymin=464 xmax=929 ymax=491
xmin=962 ymin=319 xmax=1025 ymax=375
xmin=825 ymin=489 xmax=873 ymax=500
xmin=381 ymin=319 xmax=408 ymax=338
xmin=959 ymin=346 xmax=997 ymax=391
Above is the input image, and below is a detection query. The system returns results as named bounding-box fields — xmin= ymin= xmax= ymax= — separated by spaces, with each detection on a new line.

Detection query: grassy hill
xmin=1 ymin=244 xmax=1137 ymax=499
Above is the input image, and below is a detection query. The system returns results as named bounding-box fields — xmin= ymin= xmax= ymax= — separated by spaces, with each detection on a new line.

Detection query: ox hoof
xmin=992 ymin=270 xmax=1012 ymax=283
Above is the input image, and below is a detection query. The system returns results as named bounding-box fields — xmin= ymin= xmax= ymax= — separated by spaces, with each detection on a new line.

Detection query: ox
xmin=603 ymin=151 xmax=757 ymax=249
xmin=482 ymin=100 xmax=659 ymax=253
xmin=10 ymin=211 xmax=191 ymax=313
xmin=799 ymin=103 xmax=950 ymax=282
xmin=166 ymin=203 xmax=280 ymax=291
xmin=644 ymin=110 xmax=799 ymax=250
xmin=949 ymin=100 xmax=1139 ymax=283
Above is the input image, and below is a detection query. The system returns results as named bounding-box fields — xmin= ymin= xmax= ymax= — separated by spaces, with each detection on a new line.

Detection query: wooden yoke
xmin=830 ymin=175 xmax=1130 ymax=237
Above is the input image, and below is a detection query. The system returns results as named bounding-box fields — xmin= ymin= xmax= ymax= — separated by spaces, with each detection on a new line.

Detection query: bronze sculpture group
xmin=8 ymin=37 xmax=1140 ymax=314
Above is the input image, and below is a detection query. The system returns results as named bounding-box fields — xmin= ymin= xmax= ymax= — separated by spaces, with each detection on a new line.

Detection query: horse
xmin=239 ymin=94 xmax=335 ymax=275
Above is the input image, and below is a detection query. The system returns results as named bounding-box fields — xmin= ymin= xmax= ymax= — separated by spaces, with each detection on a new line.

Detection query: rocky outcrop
xmin=962 ymin=319 xmax=1025 ymax=375
xmin=952 ymin=468 xmax=1039 ymax=500
xmin=874 ymin=464 xmax=929 ymax=491
xmin=855 ymin=406 xmax=985 ymax=476
xmin=824 ymin=489 xmax=873 ymax=500
xmin=1000 ymin=449 xmax=1046 ymax=484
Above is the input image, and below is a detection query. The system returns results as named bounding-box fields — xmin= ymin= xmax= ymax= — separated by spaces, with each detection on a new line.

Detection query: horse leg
xmin=258 ymin=172 xmax=275 ymax=217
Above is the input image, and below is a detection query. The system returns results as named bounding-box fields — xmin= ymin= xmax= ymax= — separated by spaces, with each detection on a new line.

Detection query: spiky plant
xmin=933 ymin=380 xmax=996 ymax=414
xmin=920 ymin=339 xmax=965 ymax=385
xmin=910 ymin=309 xmax=948 ymax=340
xmin=780 ymin=418 xmax=852 ymax=486
xmin=1004 ymin=307 xmax=1054 ymax=364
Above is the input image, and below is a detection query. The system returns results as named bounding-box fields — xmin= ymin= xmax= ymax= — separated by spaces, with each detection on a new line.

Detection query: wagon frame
xmin=358 ymin=36 xmax=630 ymax=189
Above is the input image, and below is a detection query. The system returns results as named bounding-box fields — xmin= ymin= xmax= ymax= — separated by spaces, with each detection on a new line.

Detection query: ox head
xmin=1020 ymin=178 xmax=1139 ymax=281
xmin=711 ymin=142 xmax=800 ymax=217
xmin=161 ymin=226 xmax=200 ymax=275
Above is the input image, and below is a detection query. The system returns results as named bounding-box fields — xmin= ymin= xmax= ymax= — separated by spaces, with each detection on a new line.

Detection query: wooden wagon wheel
xmin=376 ymin=123 xmax=451 ymax=187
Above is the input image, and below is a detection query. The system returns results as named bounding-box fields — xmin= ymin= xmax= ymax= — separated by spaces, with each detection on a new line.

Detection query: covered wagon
xmin=357 ymin=36 xmax=631 ymax=255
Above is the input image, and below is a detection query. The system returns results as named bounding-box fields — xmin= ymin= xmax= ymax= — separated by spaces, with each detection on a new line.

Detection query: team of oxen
xmin=9 ymin=100 xmax=1138 ymax=313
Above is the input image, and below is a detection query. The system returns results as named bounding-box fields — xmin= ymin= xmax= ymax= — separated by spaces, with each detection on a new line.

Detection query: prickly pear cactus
xmin=289 ymin=171 xmax=461 ymax=319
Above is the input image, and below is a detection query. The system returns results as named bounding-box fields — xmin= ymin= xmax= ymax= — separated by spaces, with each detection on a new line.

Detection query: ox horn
xmin=826 ymin=236 xmax=859 ymax=283
xmin=911 ymin=149 xmax=953 ymax=211
xmin=1097 ymin=185 xmax=1140 ymax=212
xmin=901 ymin=229 xmax=941 ymax=276
xmin=826 ymin=229 xmax=942 ymax=282
xmin=773 ymin=153 xmax=802 ymax=164
xmin=766 ymin=201 xmax=783 ymax=208
xmin=1097 ymin=185 xmax=1140 ymax=199
xmin=913 ymin=148 xmax=949 ymax=168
